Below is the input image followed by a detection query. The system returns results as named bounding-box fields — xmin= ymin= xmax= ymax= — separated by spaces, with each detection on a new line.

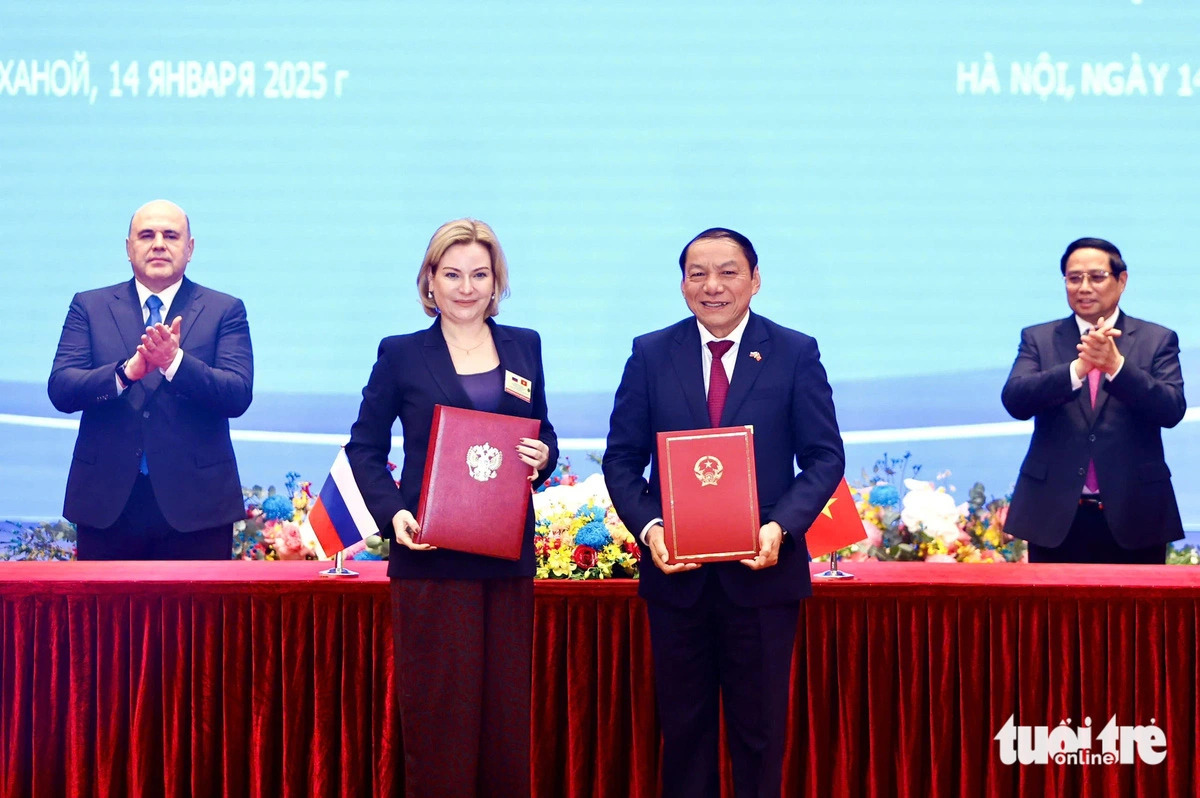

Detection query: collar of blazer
xmin=112 ymin=279 xmax=148 ymax=357
xmin=168 ymin=277 xmax=204 ymax=350
xmin=420 ymin=317 xmax=535 ymax=417
xmin=669 ymin=310 xmax=773 ymax=429
xmin=111 ymin=276 xmax=205 ymax=356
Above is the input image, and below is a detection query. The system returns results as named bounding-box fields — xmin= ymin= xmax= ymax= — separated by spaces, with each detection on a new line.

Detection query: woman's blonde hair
xmin=417 ymin=218 xmax=510 ymax=318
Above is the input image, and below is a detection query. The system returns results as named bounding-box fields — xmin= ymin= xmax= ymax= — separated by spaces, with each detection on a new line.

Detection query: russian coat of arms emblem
xmin=466 ymin=442 xmax=503 ymax=482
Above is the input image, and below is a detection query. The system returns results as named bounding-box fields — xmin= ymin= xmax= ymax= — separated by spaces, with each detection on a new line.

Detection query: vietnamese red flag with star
xmin=805 ymin=477 xmax=866 ymax=558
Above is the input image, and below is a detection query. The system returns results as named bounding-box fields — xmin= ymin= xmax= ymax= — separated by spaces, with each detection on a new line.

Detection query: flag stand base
xmin=815 ymin=550 xmax=854 ymax=579
xmin=319 ymin=551 xmax=359 ymax=578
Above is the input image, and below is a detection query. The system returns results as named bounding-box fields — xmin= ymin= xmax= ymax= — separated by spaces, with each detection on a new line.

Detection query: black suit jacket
xmin=345 ymin=317 xmax=558 ymax=580
xmin=1001 ymin=312 xmax=1185 ymax=548
xmin=48 ymin=277 xmax=253 ymax=531
xmin=603 ymin=312 xmax=845 ymax=608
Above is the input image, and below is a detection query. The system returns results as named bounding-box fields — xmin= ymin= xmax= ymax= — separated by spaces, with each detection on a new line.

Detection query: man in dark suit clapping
xmin=1002 ymin=237 xmax=1185 ymax=563
xmin=49 ymin=199 xmax=253 ymax=560
xmin=603 ymin=228 xmax=845 ymax=797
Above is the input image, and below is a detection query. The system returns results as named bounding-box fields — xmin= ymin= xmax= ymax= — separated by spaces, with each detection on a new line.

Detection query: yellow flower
xmin=546 ymin=546 xmax=574 ymax=577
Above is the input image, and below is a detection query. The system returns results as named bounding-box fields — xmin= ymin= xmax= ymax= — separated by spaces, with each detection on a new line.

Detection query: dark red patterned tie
xmin=707 ymin=340 xmax=734 ymax=427
xmin=1085 ymin=369 xmax=1101 ymax=492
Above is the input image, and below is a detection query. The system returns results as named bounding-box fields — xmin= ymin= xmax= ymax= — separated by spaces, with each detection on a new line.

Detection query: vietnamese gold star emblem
xmin=693 ymin=455 xmax=724 ymax=487
xmin=820 ymin=497 xmax=837 ymax=519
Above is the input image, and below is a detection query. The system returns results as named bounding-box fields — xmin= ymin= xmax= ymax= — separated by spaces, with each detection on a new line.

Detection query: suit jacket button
xmin=1088 ymin=433 xmax=1096 ymax=442
xmin=1078 ymin=467 xmax=1086 ymax=476
xmin=143 ymin=411 xmax=151 ymax=418
xmin=135 ymin=449 xmax=143 ymax=458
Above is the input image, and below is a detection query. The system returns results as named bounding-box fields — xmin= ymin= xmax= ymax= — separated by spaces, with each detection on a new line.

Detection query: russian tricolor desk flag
xmin=303 ymin=448 xmax=378 ymax=558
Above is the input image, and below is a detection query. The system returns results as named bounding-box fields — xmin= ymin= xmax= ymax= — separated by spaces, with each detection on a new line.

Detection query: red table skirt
xmin=3 ymin=561 xmax=1199 ymax=797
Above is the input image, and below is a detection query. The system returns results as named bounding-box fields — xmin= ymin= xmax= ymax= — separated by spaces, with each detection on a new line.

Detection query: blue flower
xmin=868 ymin=484 xmax=901 ymax=508
xmin=574 ymin=519 xmax=612 ymax=550
xmin=261 ymin=494 xmax=294 ymax=521
xmin=575 ymin=503 xmax=606 ymax=524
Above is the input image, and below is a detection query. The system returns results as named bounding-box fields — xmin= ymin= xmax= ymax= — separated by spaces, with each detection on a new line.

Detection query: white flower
xmin=533 ymin=473 xmax=614 ymax=516
xmin=900 ymin=480 xmax=967 ymax=545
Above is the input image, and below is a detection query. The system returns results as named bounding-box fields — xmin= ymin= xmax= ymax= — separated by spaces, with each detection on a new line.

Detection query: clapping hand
xmin=138 ymin=317 xmax=182 ymax=371
xmin=1076 ymin=315 xmax=1123 ymax=376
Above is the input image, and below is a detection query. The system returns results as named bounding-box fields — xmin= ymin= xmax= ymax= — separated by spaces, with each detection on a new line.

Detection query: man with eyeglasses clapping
xmin=1001 ymin=237 xmax=1185 ymax=563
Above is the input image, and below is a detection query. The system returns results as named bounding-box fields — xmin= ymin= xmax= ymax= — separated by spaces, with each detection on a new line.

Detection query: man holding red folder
xmin=603 ymin=228 xmax=845 ymax=797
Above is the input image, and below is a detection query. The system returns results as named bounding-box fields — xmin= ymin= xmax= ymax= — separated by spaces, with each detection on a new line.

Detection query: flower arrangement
xmin=533 ymin=464 xmax=640 ymax=579
xmin=233 ymin=471 xmax=321 ymax=560
xmin=1168 ymin=545 xmax=1200 ymax=565
xmin=821 ymin=453 xmax=1027 ymax=563
xmin=0 ymin=519 xmax=76 ymax=561
xmin=6 ymin=454 xmax=1199 ymax=567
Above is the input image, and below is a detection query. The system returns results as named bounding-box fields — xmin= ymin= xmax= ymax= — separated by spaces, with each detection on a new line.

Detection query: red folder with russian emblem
xmin=415 ymin=405 xmax=540 ymax=560
xmin=656 ymin=426 xmax=760 ymax=563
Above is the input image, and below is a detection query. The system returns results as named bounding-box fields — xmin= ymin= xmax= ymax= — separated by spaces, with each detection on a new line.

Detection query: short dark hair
xmin=678 ymin=227 xmax=758 ymax=274
xmin=1060 ymin=237 xmax=1126 ymax=276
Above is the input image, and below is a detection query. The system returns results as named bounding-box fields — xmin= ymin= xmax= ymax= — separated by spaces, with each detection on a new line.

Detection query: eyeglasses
xmin=1065 ymin=271 xmax=1114 ymax=287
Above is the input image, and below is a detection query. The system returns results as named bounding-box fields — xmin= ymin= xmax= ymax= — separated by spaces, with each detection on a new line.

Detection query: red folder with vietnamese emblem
xmin=656 ymin=426 xmax=760 ymax=563
xmin=415 ymin=405 xmax=539 ymax=560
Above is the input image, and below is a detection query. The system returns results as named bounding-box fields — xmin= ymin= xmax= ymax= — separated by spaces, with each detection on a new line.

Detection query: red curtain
xmin=2 ymin=562 xmax=1198 ymax=797
xmin=2 ymin=574 xmax=400 ymax=798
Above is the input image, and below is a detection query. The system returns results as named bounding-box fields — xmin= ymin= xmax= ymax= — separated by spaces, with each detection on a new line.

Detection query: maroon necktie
xmin=1085 ymin=369 xmax=1101 ymax=492
xmin=707 ymin=340 xmax=734 ymax=427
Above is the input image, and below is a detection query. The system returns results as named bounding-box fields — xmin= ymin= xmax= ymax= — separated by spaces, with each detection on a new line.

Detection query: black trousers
xmin=1028 ymin=500 xmax=1168 ymax=564
xmin=646 ymin=574 xmax=800 ymax=798
xmin=75 ymin=474 xmax=233 ymax=560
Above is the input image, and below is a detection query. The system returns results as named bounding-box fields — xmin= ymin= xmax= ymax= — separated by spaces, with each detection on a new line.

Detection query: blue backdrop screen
xmin=3 ymin=1 xmax=1199 ymax=526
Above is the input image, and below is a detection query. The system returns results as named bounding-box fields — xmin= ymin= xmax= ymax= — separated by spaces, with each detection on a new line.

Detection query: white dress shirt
xmin=640 ymin=311 xmax=753 ymax=544
xmin=697 ymin=310 xmax=750 ymax=396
